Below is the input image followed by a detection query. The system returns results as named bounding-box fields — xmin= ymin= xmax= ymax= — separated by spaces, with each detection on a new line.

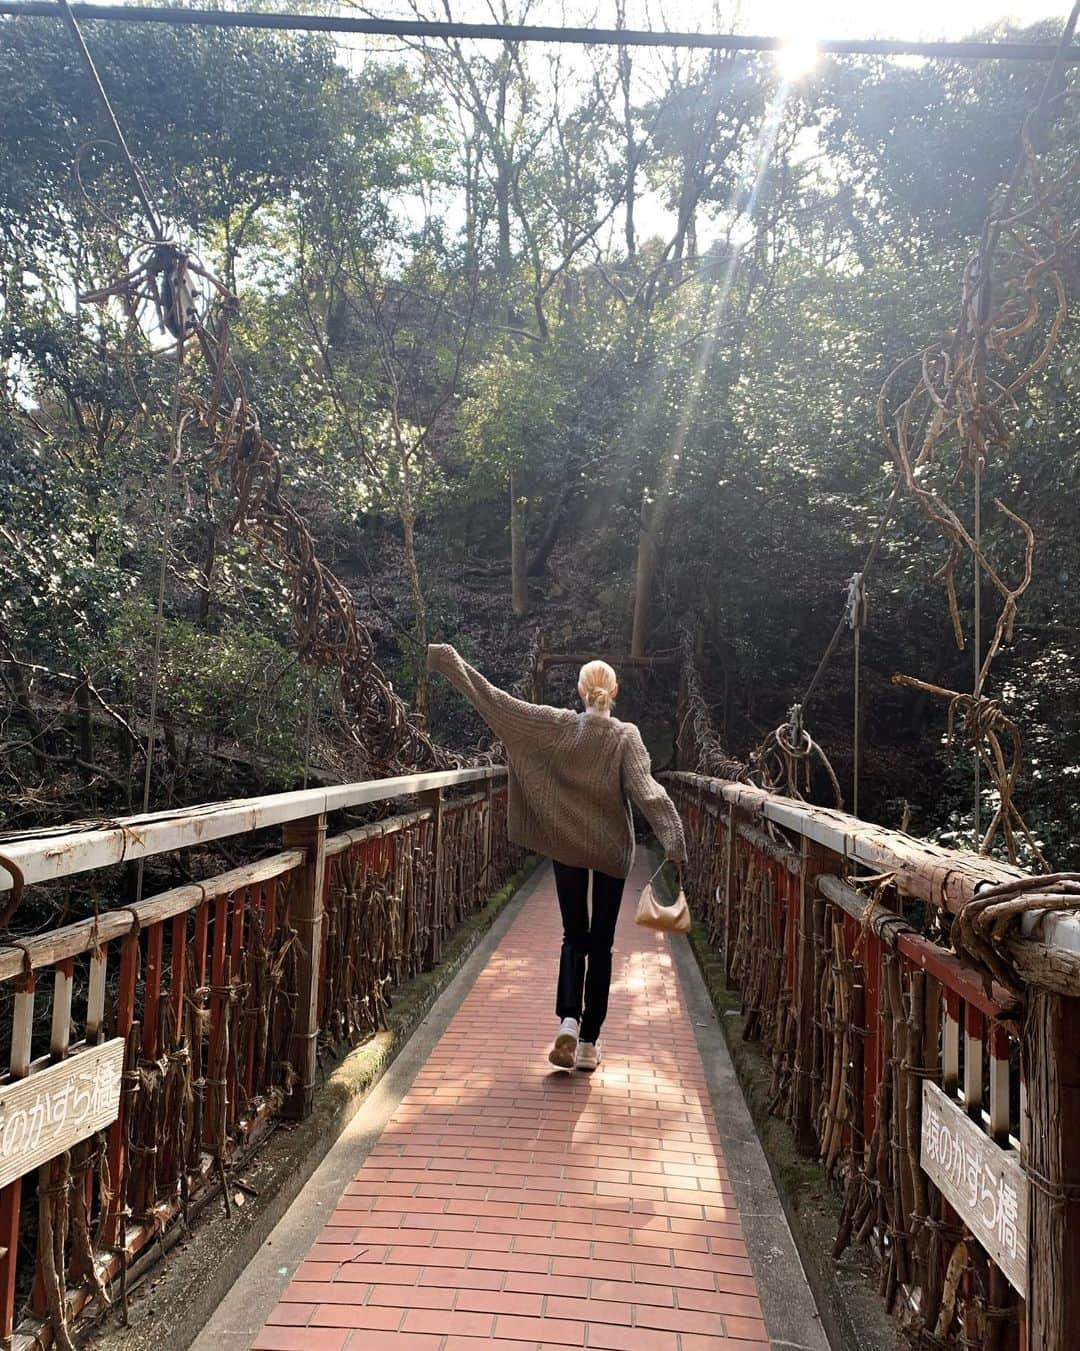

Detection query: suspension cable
xmin=134 ymin=354 xmax=183 ymax=903
xmin=57 ymin=0 xmax=180 ymax=901
xmin=800 ymin=477 xmax=902 ymax=714
xmin=55 ymin=0 xmax=164 ymax=239
xmin=6 ymin=4 xmax=1080 ymax=62
xmin=973 ymin=456 xmax=983 ymax=848
xmin=846 ymin=573 xmax=868 ymax=817
xmin=302 ymin=673 xmax=316 ymax=790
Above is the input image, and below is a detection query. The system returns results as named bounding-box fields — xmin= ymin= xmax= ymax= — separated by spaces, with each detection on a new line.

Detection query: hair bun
xmin=578 ymin=659 xmax=618 ymax=713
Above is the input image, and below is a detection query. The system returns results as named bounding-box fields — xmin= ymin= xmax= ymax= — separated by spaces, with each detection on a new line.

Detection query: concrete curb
xmin=657 ymin=867 xmax=829 ymax=1351
xmin=681 ymin=917 xmax=901 ymax=1351
xmin=85 ymin=856 xmax=542 ymax=1351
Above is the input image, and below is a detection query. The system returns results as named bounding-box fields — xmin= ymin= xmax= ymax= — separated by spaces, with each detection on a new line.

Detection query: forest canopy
xmin=2 ymin=5 xmax=1078 ymax=875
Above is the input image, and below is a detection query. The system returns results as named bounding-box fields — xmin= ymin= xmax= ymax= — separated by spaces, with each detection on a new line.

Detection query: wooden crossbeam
xmin=537 ymin=651 xmax=679 ymax=669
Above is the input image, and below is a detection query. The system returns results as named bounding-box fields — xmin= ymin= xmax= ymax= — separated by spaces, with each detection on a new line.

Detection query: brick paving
xmin=252 ymin=859 xmax=771 ymax=1350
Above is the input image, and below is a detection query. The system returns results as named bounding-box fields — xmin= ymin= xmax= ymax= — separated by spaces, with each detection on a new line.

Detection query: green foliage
xmin=2 ymin=11 xmax=1078 ymax=875
xmin=106 ymin=599 xmax=312 ymax=768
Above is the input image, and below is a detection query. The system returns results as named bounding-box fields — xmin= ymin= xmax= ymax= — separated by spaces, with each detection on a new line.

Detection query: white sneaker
xmin=549 ymin=1017 xmax=579 ymax=1070
xmin=576 ymin=1041 xmax=601 ymax=1072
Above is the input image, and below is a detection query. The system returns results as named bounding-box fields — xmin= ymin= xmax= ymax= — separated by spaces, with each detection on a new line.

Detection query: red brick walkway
xmin=253 ymin=861 xmax=770 ymax=1350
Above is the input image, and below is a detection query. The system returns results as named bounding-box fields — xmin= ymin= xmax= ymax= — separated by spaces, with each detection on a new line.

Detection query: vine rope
xmin=58 ymin=0 xmax=479 ymax=778
xmin=883 ymin=1 xmax=1079 ymax=863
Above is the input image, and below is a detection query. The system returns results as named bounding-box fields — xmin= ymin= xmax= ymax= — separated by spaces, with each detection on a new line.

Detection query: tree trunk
xmin=198 ymin=490 xmax=217 ymax=627
xmin=111 ymin=673 xmax=135 ymax=809
xmin=630 ymin=494 xmax=658 ymax=658
xmin=3 ymin=652 xmax=48 ymax=775
xmin=631 ymin=468 xmax=678 ymax=658
xmin=616 ymin=17 xmax=636 ymax=259
xmin=162 ymin=710 xmax=179 ymax=804
xmin=399 ymin=475 xmax=429 ymax=716
xmin=630 ymin=405 xmax=685 ymax=655
xmin=464 ymin=139 xmax=477 ymax=262
xmin=527 ymin=477 xmax=573 ymax=576
xmin=75 ymin=677 xmax=95 ymax=803
xmin=493 ymin=134 xmax=528 ymax=619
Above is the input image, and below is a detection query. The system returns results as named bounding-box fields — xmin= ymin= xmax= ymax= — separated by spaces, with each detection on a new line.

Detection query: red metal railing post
xmin=169 ymin=913 xmax=186 ymax=1033
xmin=963 ymin=1003 xmax=985 ymax=1120
xmin=482 ymin=775 xmax=494 ymax=894
xmin=143 ymin=923 xmax=164 ymax=1061
xmin=105 ymin=932 xmax=139 ymax=1246
xmin=722 ymin=805 xmax=735 ymax=982
xmin=0 ymin=968 xmax=34 ymax=1340
xmin=863 ymin=933 xmax=882 ymax=1144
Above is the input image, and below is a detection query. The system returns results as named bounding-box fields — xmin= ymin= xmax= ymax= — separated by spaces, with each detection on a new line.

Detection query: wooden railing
xmin=665 ymin=772 xmax=1080 ymax=1351
xmin=0 ymin=766 xmax=519 ymax=1349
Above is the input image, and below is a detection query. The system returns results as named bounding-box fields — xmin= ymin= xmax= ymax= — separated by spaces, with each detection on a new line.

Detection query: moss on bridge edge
xmin=84 ymin=854 xmax=541 ymax=1351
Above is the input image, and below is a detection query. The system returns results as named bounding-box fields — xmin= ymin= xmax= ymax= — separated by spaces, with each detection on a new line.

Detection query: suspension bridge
xmin=0 ymin=1 xmax=1078 ymax=1347
xmin=0 ymin=697 xmax=1076 ymax=1350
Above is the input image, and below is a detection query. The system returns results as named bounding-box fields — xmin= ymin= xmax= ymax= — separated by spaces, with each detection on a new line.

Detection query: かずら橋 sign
xmin=921 ymin=1080 xmax=1028 ymax=1297
xmin=0 ymin=1039 xmax=123 ymax=1188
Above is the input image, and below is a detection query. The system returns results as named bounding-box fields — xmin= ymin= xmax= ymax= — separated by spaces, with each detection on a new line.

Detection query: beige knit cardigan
xmin=427 ymin=644 xmax=686 ymax=879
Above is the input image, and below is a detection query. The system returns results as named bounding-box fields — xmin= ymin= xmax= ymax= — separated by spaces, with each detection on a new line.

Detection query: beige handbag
xmin=636 ymin=862 xmax=691 ymax=934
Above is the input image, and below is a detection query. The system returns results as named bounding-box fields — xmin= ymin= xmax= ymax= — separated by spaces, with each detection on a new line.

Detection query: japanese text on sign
xmin=0 ymin=1039 xmax=124 ymax=1190
xmin=920 ymin=1080 xmax=1028 ymax=1297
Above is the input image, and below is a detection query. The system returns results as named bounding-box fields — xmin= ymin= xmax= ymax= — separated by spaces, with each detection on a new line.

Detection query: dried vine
xmin=673 ymin=787 xmax=1024 ymax=1349
xmin=71 ymin=273 xmax=474 ymax=777
xmin=58 ymin=0 xmax=482 ymax=779
xmin=953 ymin=870 xmax=1080 ymax=996
xmin=677 ymin=630 xmax=843 ymax=807
xmin=883 ymin=4 xmax=1079 ymax=855
xmin=676 ymin=628 xmax=751 ymax=780
xmin=893 ymin=674 xmax=1046 ymax=867
xmin=751 ymin=703 xmax=845 ymax=809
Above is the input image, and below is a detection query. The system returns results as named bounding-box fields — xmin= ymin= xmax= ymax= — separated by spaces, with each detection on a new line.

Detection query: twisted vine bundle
xmin=678 ymin=629 xmax=844 ymax=807
xmin=677 ymin=628 xmax=751 ymax=781
xmin=198 ymin=319 xmax=470 ymax=775
xmin=60 ymin=1 xmax=480 ymax=780
xmin=879 ymin=57 xmax=1075 ymax=678
xmin=953 ymin=871 xmax=1080 ymax=996
xmin=882 ymin=6 xmax=1079 ymax=861
xmin=752 ymin=705 xmax=844 ymax=809
xmin=76 ymin=270 xmax=475 ymax=776
xmin=893 ymin=673 xmax=1046 ymax=867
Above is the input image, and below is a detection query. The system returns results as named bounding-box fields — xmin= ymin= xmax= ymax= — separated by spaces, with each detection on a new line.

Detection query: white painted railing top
xmin=0 ymin=765 xmax=506 ymax=891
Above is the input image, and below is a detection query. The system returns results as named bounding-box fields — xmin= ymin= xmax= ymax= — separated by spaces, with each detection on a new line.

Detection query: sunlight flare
xmin=776 ymin=32 xmax=821 ymax=80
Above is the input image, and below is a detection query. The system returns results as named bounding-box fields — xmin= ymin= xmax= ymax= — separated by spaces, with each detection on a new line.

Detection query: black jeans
xmin=552 ymin=861 xmax=626 ymax=1044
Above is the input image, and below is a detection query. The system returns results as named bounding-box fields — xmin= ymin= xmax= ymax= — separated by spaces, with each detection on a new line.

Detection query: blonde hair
xmin=578 ymin=660 xmax=618 ymax=714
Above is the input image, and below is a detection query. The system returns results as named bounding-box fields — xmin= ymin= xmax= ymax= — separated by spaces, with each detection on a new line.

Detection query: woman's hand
xmin=426 ymin=642 xmax=455 ymax=671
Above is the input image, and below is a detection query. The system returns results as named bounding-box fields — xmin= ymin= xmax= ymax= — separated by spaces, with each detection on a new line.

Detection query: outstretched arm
xmin=426 ymin=644 xmax=537 ymax=748
xmin=622 ymin=726 xmax=687 ymax=862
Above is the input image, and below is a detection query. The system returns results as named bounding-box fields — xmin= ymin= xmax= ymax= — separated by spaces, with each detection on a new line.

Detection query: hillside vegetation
xmin=2 ymin=10 xmax=1078 ymax=881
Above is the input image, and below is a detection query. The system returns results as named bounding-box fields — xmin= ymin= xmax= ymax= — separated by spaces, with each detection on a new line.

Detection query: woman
xmin=426 ymin=644 xmax=686 ymax=1072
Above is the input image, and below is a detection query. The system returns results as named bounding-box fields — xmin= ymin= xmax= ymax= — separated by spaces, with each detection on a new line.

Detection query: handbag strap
xmin=647 ymin=858 xmax=682 ymax=887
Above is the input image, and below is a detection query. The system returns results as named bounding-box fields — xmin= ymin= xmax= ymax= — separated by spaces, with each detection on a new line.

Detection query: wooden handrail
xmin=666 ymin=771 xmax=1023 ymax=912
xmin=0 ymin=765 xmax=506 ymax=892
xmin=668 ymin=769 xmax=1080 ymax=970
xmin=817 ymin=874 xmax=1016 ymax=1017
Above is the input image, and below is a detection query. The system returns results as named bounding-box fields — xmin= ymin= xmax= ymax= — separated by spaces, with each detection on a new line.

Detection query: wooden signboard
xmin=0 ymin=1039 xmax=124 ymax=1190
xmin=921 ymin=1080 xmax=1028 ymax=1297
